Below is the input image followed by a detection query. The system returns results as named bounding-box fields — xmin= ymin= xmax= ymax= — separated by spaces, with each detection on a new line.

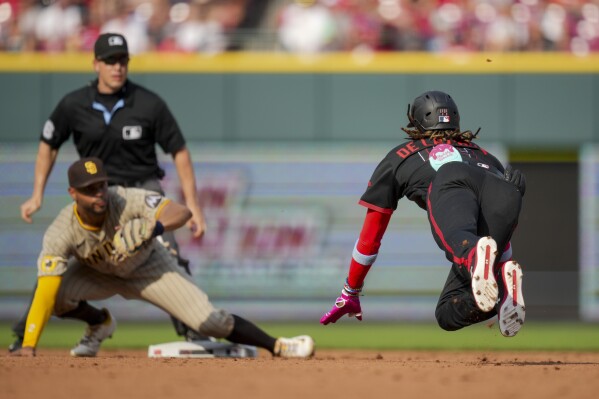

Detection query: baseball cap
xmin=94 ymin=33 xmax=129 ymax=60
xmin=68 ymin=157 xmax=109 ymax=189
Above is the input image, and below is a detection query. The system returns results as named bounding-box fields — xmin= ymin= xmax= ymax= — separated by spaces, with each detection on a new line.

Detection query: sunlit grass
xmin=2 ymin=320 xmax=599 ymax=351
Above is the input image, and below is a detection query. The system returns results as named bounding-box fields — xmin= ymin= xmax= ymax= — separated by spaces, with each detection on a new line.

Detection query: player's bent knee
xmin=435 ymin=304 xmax=464 ymax=332
xmin=436 ymin=317 xmax=462 ymax=332
xmin=197 ymin=310 xmax=234 ymax=338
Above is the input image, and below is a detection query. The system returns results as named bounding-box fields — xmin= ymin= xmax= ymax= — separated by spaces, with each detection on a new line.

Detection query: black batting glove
xmin=504 ymin=165 xmax=526 ymax=196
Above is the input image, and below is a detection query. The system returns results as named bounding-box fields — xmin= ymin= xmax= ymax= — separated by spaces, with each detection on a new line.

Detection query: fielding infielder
xmin=320 ymin=91 xmax=527 ymax=337
xmin=13 ymin=32 xmax=206 ymax=351
xmin=13 ymin=157 xmax=314 ymax=358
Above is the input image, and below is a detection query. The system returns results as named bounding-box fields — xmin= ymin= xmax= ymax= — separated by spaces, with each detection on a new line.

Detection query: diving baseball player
xmin=13 ymin=157 xmax=314 ymax=358
xmin=320 ymin=91 xmax=526 ymax=337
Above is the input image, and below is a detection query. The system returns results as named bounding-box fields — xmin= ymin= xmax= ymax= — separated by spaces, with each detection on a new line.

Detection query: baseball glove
xmin=111 ymin=217 xmax=156 ymax=262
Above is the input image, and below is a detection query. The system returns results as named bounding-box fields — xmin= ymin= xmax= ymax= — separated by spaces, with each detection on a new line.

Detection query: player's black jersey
xmin=359 ymin=138 xmax=505 ymax=212
xmin=40 ymin=80 xmax=186 ymax=183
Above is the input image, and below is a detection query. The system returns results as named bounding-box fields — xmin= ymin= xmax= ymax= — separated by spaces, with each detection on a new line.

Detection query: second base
xmin=148 ymin=340 xmax=258 ymax=358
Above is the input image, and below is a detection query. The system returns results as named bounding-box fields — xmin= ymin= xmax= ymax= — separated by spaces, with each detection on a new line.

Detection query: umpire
xmin=12 ymin=33 xmax=207 ymax=352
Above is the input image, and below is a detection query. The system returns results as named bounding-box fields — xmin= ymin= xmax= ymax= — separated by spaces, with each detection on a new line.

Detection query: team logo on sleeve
xmin=145 ymin=194 xmax=163 ymax=208
xmin=429 ymin=144 xmax=463 ymax=171
xmin=39 ymin=256 xmax=60 ymax=272
xmin=42 ymin=120 xmax=55 ymax=140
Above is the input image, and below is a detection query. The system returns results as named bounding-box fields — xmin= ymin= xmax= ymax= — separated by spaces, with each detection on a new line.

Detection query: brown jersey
xmin=37 ymin=186 xmax=170 ymax=278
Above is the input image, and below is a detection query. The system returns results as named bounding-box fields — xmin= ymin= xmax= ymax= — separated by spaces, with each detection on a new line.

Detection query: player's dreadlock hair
xmin=404 ymin=90 xmax=480 ymax=142
xmin=400 ymin=127 xmax=480 ymax=142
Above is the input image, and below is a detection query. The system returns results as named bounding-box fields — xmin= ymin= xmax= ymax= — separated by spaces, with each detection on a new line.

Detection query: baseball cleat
xmin=497 ymin=261 xmax=525 ymax=337
xmin=70 ymin=308 xmax=116 ymax=357
xmin=8 ymin=335 xmax=23 ymax=353
xmin=185 ymin=329 xmax=216 ymax=343
xmin=274 ymin=335 xmax=315 ymax=358
xmin=471 ymin=236 xmax=499 ymax=312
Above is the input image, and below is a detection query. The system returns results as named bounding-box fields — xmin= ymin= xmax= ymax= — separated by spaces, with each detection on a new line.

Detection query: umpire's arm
xmin=20 ymin=142 xmax=59 ymax=223
xmin=155 ymin=199 xmax=192 ymax=232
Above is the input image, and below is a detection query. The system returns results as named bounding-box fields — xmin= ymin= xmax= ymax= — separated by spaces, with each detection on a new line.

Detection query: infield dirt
xmin=2 ymin=349 xmax=598 ymax=399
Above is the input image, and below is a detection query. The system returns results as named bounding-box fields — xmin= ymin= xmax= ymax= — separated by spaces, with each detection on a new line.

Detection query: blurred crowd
xmin=0 ymin=0 xmax=256 ymax=53
xmin=0 ymin=0 xmax=597 ymax=54
xmin=276 ymin=0 xmax=599 ymax=54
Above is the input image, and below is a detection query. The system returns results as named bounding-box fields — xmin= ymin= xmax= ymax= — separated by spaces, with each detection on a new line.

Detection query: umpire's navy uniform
xmin=42 ymin=79 xmax=185 ymax=187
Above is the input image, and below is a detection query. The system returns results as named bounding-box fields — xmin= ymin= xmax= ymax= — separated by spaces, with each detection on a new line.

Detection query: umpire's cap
xmin=68 ymin=158 xmax=108 ymax=188
xmin=94 ymin=33 xmax=129 ymax=60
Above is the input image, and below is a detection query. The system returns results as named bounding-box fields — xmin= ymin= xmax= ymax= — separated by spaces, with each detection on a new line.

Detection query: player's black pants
xmin=426 ymin=162 xmax=522 ymax=331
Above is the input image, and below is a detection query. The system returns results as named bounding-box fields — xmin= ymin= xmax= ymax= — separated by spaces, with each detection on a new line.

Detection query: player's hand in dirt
xmin=320 ymin=290 xmax=362 ymax=325
xmin=10 ymin=346 xmax=36 ymax=357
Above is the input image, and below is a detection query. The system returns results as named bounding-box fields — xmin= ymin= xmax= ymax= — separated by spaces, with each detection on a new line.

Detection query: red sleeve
xmin=346 ymin=209 xmax=391 ymax=289
xmin=356 ymin=208 xmax=391 ymax=255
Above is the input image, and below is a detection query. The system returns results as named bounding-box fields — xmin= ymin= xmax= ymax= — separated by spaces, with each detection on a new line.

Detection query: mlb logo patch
xmin=108 ymin=36 xmax=125 ymax=46
xmin=439 ymin=116 xmax=450 ymax=123
xmin=123 ymin=126 xmax=142 ymax=140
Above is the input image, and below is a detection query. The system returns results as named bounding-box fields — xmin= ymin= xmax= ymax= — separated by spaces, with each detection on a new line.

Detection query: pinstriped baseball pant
xmin=54 ymin=247 xmax=235 ymax=338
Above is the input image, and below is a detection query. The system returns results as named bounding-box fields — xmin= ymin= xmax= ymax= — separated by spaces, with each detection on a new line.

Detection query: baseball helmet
xmin=407 ymin=91 xmax=460 ymax=132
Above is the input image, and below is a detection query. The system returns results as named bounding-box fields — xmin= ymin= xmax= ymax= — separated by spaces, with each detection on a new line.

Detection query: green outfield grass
xmin=2 ymin=320 xmax=599 ymax=351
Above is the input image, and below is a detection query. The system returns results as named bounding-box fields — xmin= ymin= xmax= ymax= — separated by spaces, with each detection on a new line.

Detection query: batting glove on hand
xmin=504 ymin=165 xmax=526 ymax=196
xmin=320 ymin=290 xmax=362 ymax=325
xmin=112 ymin=217 xmax=157 ymax=262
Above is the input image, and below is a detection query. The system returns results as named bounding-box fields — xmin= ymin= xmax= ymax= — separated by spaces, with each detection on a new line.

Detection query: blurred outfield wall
xmin=0 ymin=52 xmax=597 ymax=145
xmin=0 ymin=52 xmax=597 ymax=322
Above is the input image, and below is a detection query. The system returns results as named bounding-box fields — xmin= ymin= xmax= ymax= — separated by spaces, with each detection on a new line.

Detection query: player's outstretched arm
xmin=156 ymin=200 xmax=192 ymax=232
xmin=20 ymin=142 xmax=58 ymax=223
xmin=112 ymin=201 xmax=192 ymax=262
xmin=320 ymin=209 xmax=391 ymax=325
xmin=11 ymin=276 xmax=62 ymax=356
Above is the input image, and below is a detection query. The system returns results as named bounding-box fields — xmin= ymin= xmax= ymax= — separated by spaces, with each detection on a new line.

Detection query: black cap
xmin=68 ymin=157 xmax=109 ymax=188
xmin=94 ymin=33 xmax=129 ymax=60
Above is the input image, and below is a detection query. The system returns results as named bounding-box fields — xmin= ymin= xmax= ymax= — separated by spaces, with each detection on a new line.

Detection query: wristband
xmin=152 ymin=221 xmax=164 ymax=237
xmin=343 ymin=278 xmax=363 ymax=296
